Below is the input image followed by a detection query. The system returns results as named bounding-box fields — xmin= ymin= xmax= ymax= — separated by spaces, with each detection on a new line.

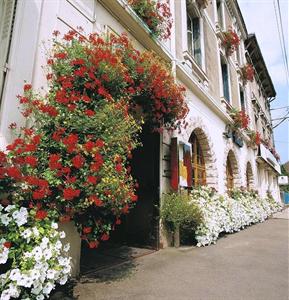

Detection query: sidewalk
xmin=74 ymin=209 xmax=289 ymax=300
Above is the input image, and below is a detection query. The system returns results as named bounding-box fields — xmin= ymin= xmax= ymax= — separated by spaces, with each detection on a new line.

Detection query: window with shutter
xmin=0 ymin=0 xmax=16 ymax=105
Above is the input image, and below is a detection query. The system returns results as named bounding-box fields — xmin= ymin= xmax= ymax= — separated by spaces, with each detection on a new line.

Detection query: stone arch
xmin=245 ymin=161 xmax=254 ymax=190
xmin=224 ymin=147 xmax=241 ymax=189
xmin=184 ymin=117 xmax=218 ymax=189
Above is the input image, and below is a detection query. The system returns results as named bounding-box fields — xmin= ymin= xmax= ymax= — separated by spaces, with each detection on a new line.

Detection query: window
xmin=226 ymin=156 xmax=234 ymax=190
xmin=221 ymin=56 xmax=230 ymax=102
xmin=186 ymin=6 xmax=202 ymax=66
xmin=216 ymin=0 xmax=224 ymax=29
xmin=190 ymin=133 xmax=206 ymax=186
xmin=0 ymin=0 xmax=16 ymax=104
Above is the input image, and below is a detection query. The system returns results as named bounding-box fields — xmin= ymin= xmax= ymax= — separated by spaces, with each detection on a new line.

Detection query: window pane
xmin=222 ymin=62 xmax=230 ymax=102
xmin=193 ymin=17 xmax=201 ymax=66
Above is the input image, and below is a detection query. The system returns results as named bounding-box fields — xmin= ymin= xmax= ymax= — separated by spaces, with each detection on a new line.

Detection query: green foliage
xmin=160 ymin=191 xmax=203 ymax=231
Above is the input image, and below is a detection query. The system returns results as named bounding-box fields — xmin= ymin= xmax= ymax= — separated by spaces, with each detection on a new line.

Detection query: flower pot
xmin=58 ymin=221 xmax=81 ymax=278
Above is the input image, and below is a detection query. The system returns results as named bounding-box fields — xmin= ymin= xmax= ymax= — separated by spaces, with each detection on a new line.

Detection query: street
xmin=74 ymin=209 xmax=289 ymax=300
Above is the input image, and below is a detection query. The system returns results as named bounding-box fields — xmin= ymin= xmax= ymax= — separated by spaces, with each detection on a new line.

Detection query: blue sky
xmin=238 ymin=0 xmax=289 ymax=164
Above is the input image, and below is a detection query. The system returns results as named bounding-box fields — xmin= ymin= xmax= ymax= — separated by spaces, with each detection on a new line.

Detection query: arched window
xmin=226 ymin=156 xmax=234 ymax=190
xmin=246 ymin=162 xmax=253 ymax=190
xmin=190 ymin=133 xmax=206 ymax=186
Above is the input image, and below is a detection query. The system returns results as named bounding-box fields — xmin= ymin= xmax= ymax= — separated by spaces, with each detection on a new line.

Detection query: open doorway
xmin=80 ymin=125 xmax=160 ymax=275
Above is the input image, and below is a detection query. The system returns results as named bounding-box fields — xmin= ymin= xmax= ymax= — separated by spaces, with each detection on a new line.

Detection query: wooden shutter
xmin=170 ymin=137 xmax=179 ymax=191
xmin=0 ymin=0 xmax=16 ymax=100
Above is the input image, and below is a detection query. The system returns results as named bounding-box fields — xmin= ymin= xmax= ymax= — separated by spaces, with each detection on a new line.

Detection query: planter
xmin=58 ymin=222 xmax=81 ymax=278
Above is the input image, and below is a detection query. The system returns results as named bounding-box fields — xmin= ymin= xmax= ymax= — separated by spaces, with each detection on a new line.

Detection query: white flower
xmin=43 ymin=248 xmax=52 ymax=260
xmin=0 ymin=214 xmax=11 ymax=226
xmin=21 ymin=229 xmax=32 ymax=241
xmin=55 ymin=240 xmax=62 ymax=250
xmin=32 ymin=246 xmax=43 ymax=261
xmin=59 ymin=231 xmax=66 ymax=239
xmin=12 ymin=207 xmax=28 ymax=227
xmin=36 ymin=295 xmax=44 ymax=300
xmin=59 ymin=275 xmax=68 ymax=285
xmin=32 ymin=227 xmax=40 ymax=237
xmin=42 ymin=282 xmax=55 ymax=295
xmin=0 ymin=245 xmax=9 ymax=264
xmin=9 ymin=269 xmax=21 ymax=281
xmin=40 ymin=237 xmax=49 ymax=249
xmin=51 ymin=222 xmax=58 ymax=229
xmin=46 ymin=269 xmax=57 ymax=280
xmin=4 ymin=205 xmax=15 ymax=212
xmin=31 ymin=284 xmax=43 ymax=295
xmin=63 ymin=243 xmax=70 ymax=252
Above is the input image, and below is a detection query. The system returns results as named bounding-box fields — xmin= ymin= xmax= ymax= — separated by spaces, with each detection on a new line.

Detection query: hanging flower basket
xmin=229 ymin=108 xmax=250 ymax=130
xmin=240 ymin=64 xmax=254 ymax=84
xmin=246 ymin=129 xmax=261 ymax=149
xmin=128 ymin=0 xmax=173 ymax=40
xmin=222 ymin=29 xmax=240 ymax=56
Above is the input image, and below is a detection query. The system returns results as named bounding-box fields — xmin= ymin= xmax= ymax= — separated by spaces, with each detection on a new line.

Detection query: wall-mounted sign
xmin=278 ymin=176 xmax=288 ymax=185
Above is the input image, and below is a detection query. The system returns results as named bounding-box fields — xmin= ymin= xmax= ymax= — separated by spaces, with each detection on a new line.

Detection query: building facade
xmin=0 ymin=0 xmax=281 ymax=250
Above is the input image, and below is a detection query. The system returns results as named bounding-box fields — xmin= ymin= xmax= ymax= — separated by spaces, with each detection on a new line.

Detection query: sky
xmin=238 ymin=0 xmax=289 ymax=164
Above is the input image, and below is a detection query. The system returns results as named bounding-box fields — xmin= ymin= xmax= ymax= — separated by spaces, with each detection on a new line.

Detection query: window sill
xmin=221 ymin=97 xmax=232 ymax=114
xmin=183 ymin=51 xmax=209 ymax=85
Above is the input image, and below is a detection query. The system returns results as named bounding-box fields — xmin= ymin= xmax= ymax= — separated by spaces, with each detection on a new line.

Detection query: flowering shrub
xmin=128 ymin=0 xmax=173 ymax=40
xmin=0 ymin=204 xmax=70 ymax=299
xmin=229 ymin=108 xmax=250 ymax=130
xmin=222 ymin=29 xmax=240 ymax=56
xmin=240 ymin=64 xmax=254 ymax=83
xmin=0 ymin=29 xmax=187 ymax=252
xmin=189 ymin=187 xmax=283 ymax=246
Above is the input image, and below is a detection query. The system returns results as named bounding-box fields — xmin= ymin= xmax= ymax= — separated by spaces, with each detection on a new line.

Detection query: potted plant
xmin=229 ymin=108 xmax=250 ymax=131
xmin=160 ymin=192 xmax=202 ymax=247
xmin=128 ymin=0 xmax=173 ymax=40
xmin=240 ymin=64 xmax=254 ymax=84
xmin=246 ymin=129 xmax=261 ymax=149
xmin=222 ymin=28 xmax=240 ymax=56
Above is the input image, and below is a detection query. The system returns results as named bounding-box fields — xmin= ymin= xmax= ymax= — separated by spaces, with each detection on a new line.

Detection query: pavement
xmin=74 ymin=208 xmax=289 ymax=300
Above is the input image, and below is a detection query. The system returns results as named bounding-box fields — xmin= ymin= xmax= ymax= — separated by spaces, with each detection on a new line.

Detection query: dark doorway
xmin=108 ymin=125 xmax=160 ymax=249
xmin=126 ymin=125 xmax=160 ymax=249
xmin=80 ymin=125 xmax=160 ymax=275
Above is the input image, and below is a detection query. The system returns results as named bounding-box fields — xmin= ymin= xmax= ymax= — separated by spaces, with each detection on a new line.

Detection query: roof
xmin=245 ymin=34 xmax=276 ymax=98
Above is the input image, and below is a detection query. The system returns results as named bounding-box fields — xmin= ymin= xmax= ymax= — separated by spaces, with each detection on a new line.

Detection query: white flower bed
xmin=189 ymin=187 xmax=283 ymax=247
xmin=0 ymin=205 xmax=71 ymax=300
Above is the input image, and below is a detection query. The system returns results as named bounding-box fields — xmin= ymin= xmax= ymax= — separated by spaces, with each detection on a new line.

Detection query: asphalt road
xmin=74 ymin=209 xmax=289 ymax=300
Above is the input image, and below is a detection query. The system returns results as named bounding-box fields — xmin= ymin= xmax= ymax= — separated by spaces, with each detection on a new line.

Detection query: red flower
xmin=63 ymin=188 xmax=80 ymax=200
xmin=83 ymin=227 xmax=92 ymax=234
xmin=3 ymin=242 xmax=12 ymax=248
xmin=115 ymin=163 xmax=123 ymax=173
xmin=90 ymin=195 xmax=103 ymax=207
xmin=35 ymin=210 xmax=48 ymax=220
xmin=95 ymin=139 xmax=104 ymax=148
xmin=130 ymin=194 xmax=138 ymax=202
xmin=72 ymin=154 xmax=85 ymax=169
xmin=32 ymin=189 xmax=47 ymax=200
xmin=84 ymin=109 xmax=95 ymax=117
xmin=6 ymin=167 xmax=22 ymax=179
xmin=116 ymin=219 xmax=121 ymax=225
xmin=87 ymin=176 xmax=98 ymax=184
xmin=54 ymin=52 xmax=67 ymax=59
xmin=84 ymin=141 xmax=95 ymax=152
xmin=49 ymin=154 xmax=62 ymax=170
xmin=101 ymin=233 xmax=110 ymax=241
xmin=23 ymin=84 xmax=32 ymax=91
xmin=24 ymin=156 xmax=38 ymax=167
xmin=88 ymin=240 xmax=99 ymax=248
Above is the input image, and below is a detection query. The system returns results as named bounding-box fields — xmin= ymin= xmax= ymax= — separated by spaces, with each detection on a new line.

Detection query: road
xmin=74 ymin=209 xmax=289 ymax=300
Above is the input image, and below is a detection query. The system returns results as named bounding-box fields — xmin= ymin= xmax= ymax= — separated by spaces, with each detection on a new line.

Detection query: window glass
xmin=190 ymin=133 xmax=206 ymax=187
xmin=221 ymin=58 xmax=230 ymax=102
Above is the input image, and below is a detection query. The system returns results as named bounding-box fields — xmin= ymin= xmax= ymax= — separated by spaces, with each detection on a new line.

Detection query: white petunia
xmin=63 ymin=243 xmax=70 ymax=252
xmin=59 ymin=231 xmax=66 ymax=239
xmin=12 ymin=207 xmax=28 ymax=227
xmin=0 ymin=214 xmax=11 ymax=226
xmin=51 ymin=222 xmax=58 ymax=229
